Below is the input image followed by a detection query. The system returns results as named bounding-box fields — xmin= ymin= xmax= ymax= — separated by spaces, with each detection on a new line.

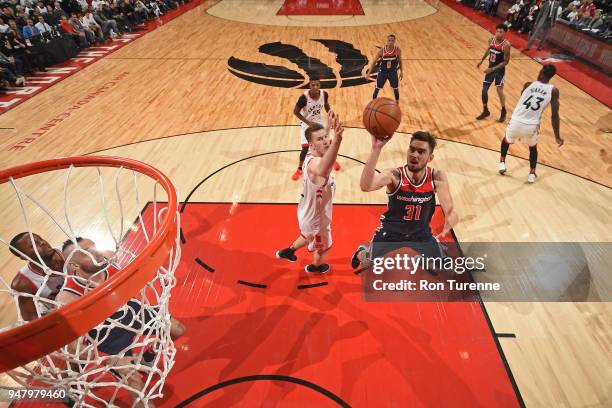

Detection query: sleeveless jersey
xmin=297 ymin=154 xmax=335 ymax=232
xmin=17 ymin=248 xmax=65 ymax=310
xmin=379 ymin=166 xmax=436 ymax=239
xmin=299 ymin=91 xmax=327 ymax=129
xmin=511 ymin=81 xmax=554 ymax=125
xmin=488 ymin=39 xmax=508 ymax=69
xmin=380 ymin=45 xmax=399 ymax=73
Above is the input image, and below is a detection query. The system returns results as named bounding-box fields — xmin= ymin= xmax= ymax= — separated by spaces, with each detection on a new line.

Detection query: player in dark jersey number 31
xmin=477 ymin=24 xmax=511 ymax=123
xmin=351 ymin=131 xmax=459 ymax=268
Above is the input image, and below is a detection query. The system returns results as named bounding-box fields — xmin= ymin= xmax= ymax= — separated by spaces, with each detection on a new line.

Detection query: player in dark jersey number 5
xmin=477 ymin=24 xmax=511 ymax=122
xmin=365 ymin=34 xmax=403 ymax=103
xmin=351 ymin=131 xmax=459 ymax=268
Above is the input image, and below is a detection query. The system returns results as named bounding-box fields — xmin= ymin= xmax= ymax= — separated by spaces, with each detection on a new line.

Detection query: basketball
xmin=362 ymin=98 xmax=402 ymax=140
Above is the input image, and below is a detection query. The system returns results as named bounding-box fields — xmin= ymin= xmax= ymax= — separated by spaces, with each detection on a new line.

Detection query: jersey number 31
xmin=403 ymin=205 xmax=422 ymax=221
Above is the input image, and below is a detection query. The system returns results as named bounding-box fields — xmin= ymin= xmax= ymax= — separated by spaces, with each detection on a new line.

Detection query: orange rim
xmin=0 ymin=156 xmax=178 ymax=372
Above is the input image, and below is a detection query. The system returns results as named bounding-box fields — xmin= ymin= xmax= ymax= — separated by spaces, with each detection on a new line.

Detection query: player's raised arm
xmin=433 ymin=170 xmax=459 ymax=239
xmin=550 ymin=87 xmax=563 ymax=146
xmin=360 ymin=135 xmax=398 ymax=192
xmin=365 ymin=48 xmax=383 ymax=79
xmin=310 ymin=112 xmax=344 ymax=177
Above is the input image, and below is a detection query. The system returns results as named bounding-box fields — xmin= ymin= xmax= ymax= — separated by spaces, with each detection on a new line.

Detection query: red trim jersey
xmin=488 ymin=38 xmax=508 ymax=68
xmin=380 ymin=45 xmax=399 ymax=73
xmin=62 ymin=264 xmax=118 ymax=297
xmin=297 ymin=153 xmax=336 ymax=234
xmin=378 ymin=166 xmax=436 ymax=239
xmin=17 ymin=248 xmax=65 ymax=314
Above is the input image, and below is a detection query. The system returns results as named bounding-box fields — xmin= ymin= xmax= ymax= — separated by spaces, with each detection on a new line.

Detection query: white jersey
xmin=299 ymin=90 xmax=327 ymax=129
xmin=298 ymin=154 xmax=335 ymax=233
xmin=17 ymin=248 xmax=65 ymax=314
xmin=511 ymin=81 xmax=554 ymax=125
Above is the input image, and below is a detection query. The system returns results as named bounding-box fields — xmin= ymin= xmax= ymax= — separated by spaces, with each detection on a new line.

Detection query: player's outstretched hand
xmin=332 ymin=113 xmax=344 ymax=143
xmin=370 ymin=133 xmax=390 ymax=149
xmin=556 ymin=138 xmax=564 ymax=147
xmin=327 ymin=110 xmax=337 ymax=131
xmin=335 ymin=123 xmax=344 ymax=144
xmin=399 ymin=70 xmax=403 ymax=81
xmin=476 ymin=61 xmax=482 ymax=69
xmin=365 ymin=69 xmax=371 ymax=80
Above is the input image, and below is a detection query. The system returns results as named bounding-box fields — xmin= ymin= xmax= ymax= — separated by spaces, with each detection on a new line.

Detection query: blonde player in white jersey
xmin=498 ymin=64 xmax=563 ymax=183
xmin=8 ymin=232 xmax=65 ymax=321
xmin=291 ymin=77 xmax=341 ymax=181
xmin=276 ymin=111 xmax=344 ymax=274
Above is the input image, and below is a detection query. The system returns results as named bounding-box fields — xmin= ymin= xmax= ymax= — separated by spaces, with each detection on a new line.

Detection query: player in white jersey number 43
xmin=498 ymin=64 xmax=564 ymax=183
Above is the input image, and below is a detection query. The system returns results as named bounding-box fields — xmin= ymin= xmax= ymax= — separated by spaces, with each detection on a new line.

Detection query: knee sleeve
xmin=482 ymin=82 xmax=492 ymax=105
xmin=529 ymin=145 xmax=538 ymax=169
xmin=299 ymin=146 xmax=308 ymax=163
xmin=501 ymin=139 xmax=510 ymax=158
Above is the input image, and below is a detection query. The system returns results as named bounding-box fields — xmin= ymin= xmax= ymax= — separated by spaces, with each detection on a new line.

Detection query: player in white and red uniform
xmin=292 ymin=77 xmax=340 ymax=181
xmin=498 ymin=64 xmax=563 ymax=183
xmin=9 ymin=232 xmax=65 ymax=321
xmin=276 ymin=112 xmax=344 ymax=274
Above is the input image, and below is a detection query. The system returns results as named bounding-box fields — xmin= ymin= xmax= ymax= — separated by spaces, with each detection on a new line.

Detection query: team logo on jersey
xmin=227 ymin=40 xmax=377 ymax=89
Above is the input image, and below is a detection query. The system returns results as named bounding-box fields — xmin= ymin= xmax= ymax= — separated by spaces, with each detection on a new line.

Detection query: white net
xmin=0 ymin=158 xmax=181 ymax=407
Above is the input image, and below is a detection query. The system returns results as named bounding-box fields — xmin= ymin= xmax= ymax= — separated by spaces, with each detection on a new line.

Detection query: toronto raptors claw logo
xmin=227 ymin=39 xmax=378 ymax=89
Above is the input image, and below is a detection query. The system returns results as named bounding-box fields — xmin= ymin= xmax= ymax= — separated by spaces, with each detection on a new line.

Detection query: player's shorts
xmin=300 ymin=225 xmax=332 ymax=253
xmin=88 ymin=299 xmax=157 ymax=355
xmin=505 ymin=120 xmax=539 ymax=146
xmin=368 ymin=228 xmax=442 ymax=261
xmin=376 ymin=69 xmax=399 ymax=89
xmin=484 ymin=69 xmax=505 ymax=86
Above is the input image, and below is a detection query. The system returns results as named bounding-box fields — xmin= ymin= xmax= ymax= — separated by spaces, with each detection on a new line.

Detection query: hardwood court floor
xmin=0 ymin=0 xmax=610 ymax=406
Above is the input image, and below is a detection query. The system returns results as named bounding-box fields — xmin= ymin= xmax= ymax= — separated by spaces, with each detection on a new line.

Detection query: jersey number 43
xmin=522 ymin=95 xmax=544 ymax=111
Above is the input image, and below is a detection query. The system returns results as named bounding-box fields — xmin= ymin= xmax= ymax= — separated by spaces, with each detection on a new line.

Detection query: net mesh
xmin=0 ymin=158 xmax=180 ymax=407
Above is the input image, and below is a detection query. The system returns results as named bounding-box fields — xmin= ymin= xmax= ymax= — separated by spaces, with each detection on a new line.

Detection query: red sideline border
xmin=277 ymin=0 xmax=365 ymax=16
xmin=439 ymin=0 xmax=612 ymax=108
xmin=0 ymin=0 xmax=203 ymax=114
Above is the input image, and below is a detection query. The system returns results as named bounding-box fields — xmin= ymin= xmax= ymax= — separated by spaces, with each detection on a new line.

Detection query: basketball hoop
xmin=0 ymin=156 xmax=180 ymax=406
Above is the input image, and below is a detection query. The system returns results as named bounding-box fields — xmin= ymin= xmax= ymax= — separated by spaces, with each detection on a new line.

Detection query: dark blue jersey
xmin=488 ymin=38 xmax=508 ymax=69
xmin=377 ymin=166 xmax=436 ymax=241
xmin=379 ymin=45 xmax=399 ymax=73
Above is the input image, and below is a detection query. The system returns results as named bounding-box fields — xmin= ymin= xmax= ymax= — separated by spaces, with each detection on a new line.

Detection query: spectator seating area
xmin=0 ymin=0 xmax=191 ymax=90
xmin=460 ymin=0 xmax=611 ymax=41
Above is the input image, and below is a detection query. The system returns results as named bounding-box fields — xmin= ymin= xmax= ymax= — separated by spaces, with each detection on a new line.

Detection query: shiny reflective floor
xmin=0 ymin=0 xmax=611 ymax=406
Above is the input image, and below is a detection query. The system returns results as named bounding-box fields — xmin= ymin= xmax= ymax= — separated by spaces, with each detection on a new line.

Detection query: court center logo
xmin=227 ymin=39 xmax=377 ymax=89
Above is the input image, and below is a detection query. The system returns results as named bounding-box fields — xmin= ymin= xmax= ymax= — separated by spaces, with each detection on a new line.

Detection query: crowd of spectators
xmin=462 ymin=0 xmax=611 ymax=42
xmin=1 ymin=0 xmax=190 ymax=90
